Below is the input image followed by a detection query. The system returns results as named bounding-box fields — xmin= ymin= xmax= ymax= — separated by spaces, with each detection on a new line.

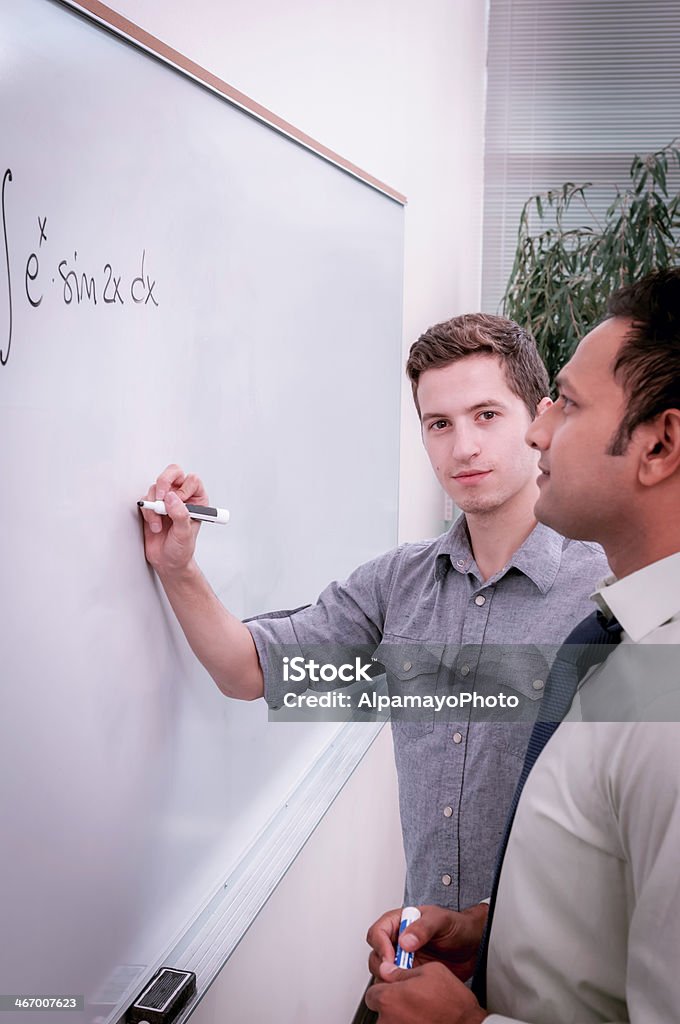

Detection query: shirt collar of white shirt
xmin=592 ymin=550 xmax=680 ymax=643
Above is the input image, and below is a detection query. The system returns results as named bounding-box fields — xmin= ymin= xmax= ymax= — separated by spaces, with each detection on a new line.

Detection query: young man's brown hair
xmin=406 ymin=312 xmax=549 ymax=418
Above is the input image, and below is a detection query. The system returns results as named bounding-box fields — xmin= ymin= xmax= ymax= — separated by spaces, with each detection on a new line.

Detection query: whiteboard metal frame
xmin=57 ymin=0 xmax=408 ymax=205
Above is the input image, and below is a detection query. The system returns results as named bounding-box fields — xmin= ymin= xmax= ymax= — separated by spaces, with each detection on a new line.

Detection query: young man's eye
xmin=430 ymin=419 xmax=448 ymax=430
xmin=479 ymin=411 xmax=497 ymax=421
xmin=558 ymin=394 xmax=575 ymax=409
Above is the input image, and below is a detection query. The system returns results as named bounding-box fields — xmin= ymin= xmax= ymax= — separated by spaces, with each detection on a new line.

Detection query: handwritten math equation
xmin=1 ymin=167 xmax=159 ymax=368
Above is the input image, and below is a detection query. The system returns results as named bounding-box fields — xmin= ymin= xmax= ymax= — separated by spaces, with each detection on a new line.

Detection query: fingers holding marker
xmin=378 ymin=961 xmax=410 ymax=983
xmin=174 ymin=472 xmax=209 ymax=505
xmin=364 ymin=966 xmax=417 ymax=1014
xmin=150 ymin=464 xmax=211 ymax=518
xmin=163 ymin=490 xmax=193 ymax=538
xmin=394 ymin=906 xmax=421 ymax=968
xmin=138 ymin=490 xmax=196 ymax=575
xmin=367 ymin=906 xmax=421 ymax=978
xmin=399 ymin=904 xmax=451 ymax=952
xmin=154 ymin=463 xmax=187 ymax=502
xmin=367 ymin=907 xmax=402 ymax=972
xmin=367 ymin=962 xmax=483 ymax=1023
xmin=398 ymin=923 xmax=422 ymax=951
xmin=137 ymin=469 xmax=230 ymax=548
xmin=140 ymin=482 xmax=164 ymax=534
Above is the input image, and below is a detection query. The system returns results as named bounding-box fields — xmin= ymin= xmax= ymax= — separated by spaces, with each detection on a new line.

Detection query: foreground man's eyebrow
xmin=554 ymin=371 xmax=579 ymax=397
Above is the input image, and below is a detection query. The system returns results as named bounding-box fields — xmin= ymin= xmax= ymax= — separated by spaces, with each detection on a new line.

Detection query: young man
xmin=365 ymin=269 xmax=680 ymax=1024
xmin=140 ymin=313 xmax=607 ymax=911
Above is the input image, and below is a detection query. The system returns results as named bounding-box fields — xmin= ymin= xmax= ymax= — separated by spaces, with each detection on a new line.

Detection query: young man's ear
xmin=638 ymin=410 xmax=680 ymax=487
xmin=534 ymin=396 xmax=553 ymax=418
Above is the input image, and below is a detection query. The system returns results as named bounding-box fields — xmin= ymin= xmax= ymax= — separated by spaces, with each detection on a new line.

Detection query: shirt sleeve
xmin=485 ymin=1016 xmax=526 ymax=1023
xmin=486 ymin=1017 xmax=628 ymax=1023
xmin=615 ymin=723 xmax=680 ymax=1024
xmin=245 ymin=546 xmax=402 ymax=708
xmin=486 ymin=721 xmax=680 ymax=1024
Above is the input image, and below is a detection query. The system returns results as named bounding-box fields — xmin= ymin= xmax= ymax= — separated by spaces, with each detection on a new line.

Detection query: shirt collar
xmin=435 ymin=514 xmax=475 ymax=581
xmin=592 ymin=550 xmax=680 ymax=643
xmin=435 ymin=516 xmax=564 ymax=593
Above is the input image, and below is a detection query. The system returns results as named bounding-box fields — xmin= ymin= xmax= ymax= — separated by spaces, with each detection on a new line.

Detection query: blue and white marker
xmin=394 ymin=906 xmax=421 ymax=970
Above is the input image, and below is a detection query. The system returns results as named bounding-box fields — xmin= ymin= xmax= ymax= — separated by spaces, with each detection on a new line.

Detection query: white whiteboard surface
xmin=0 ymin=1 xmax=403 ymax=1020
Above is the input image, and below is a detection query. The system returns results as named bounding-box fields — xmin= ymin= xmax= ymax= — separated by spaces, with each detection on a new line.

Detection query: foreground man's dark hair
xmin=606 ymin=268 xmax=680 ymax=454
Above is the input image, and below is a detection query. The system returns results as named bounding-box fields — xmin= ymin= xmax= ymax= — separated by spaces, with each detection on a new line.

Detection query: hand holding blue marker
xmin=394 ymin=906 xmax=421 ymax=969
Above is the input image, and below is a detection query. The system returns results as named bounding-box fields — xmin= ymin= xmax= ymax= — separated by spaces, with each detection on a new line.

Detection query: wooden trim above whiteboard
xmin=59 ymin=0 xmax=408 ymax=205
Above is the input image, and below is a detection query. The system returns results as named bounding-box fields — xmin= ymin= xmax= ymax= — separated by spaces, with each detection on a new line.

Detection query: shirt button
xmin=441 ymin=873 xmax=452 ymax=886
xmin=460 ymin=664 xmax=470 ymax=677
xmin=403 ymin=661 xmax=412 ymax=672
xmin=443 ymin=806 xmax=453 ymax=817
xmin=456 ymin=558 xmax=465 ymax=567
xmin=474 ymin=595 xmax=486 ymax=606
xmin=532 ymin=679 xmax=545 ymax=690
xmin=452 ymin=732 xmax=463 ymax=744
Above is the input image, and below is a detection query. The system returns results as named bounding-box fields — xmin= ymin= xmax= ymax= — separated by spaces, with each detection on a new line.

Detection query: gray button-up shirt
xmin=247 ymin=517 xmax=608 ymax=909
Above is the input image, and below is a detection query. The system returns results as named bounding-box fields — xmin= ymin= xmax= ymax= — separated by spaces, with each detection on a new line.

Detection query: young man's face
xmin=417 ymin=354 xmax=546 ymax=516
xmin=526 ymin=316 xmax=636 ymax=542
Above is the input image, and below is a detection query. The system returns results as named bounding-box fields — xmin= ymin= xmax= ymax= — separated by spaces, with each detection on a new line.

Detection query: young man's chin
xmin=454 ymin=492 xmax=503 ymax=516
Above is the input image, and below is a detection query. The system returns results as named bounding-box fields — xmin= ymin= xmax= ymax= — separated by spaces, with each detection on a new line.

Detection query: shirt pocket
xmin=495 ymin=648 xmax=550 ymax=699
xmin=491 ymin=648 xmax=549 ymax=758
xmin=372 ymin=638 xmax=445 ymax=737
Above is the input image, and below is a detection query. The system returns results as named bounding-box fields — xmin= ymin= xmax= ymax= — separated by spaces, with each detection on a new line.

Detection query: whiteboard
xmin=0 ymin=1 xmax=403 ymax=1019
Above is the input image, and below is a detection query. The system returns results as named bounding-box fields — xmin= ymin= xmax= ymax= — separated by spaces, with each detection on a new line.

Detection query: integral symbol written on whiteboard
xmin=1 ymin=166 xmax=158 ymax=369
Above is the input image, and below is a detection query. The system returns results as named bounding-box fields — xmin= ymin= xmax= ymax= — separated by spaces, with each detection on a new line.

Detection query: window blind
xmin=482 ymin=0 xmax=680 ymax=313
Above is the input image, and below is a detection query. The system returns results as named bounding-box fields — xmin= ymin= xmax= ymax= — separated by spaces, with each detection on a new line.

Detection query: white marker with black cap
xmin=137 ymin=500 xmax=230 ymax=524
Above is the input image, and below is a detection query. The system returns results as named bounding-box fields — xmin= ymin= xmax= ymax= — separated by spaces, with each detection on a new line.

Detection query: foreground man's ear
xmin=638 ymin=410 xmax=680 ymax=487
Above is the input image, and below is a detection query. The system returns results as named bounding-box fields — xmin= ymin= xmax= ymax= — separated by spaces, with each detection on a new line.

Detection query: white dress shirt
xmin=486 ymin=551 xmax=680 ymax=1024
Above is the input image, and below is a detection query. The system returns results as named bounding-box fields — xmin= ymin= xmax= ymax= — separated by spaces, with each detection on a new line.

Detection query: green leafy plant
xmin=503 ymin=140 xmax=680 ymax=383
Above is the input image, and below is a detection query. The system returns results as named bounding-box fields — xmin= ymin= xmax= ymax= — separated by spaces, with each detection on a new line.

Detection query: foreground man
xmin=366 ymin=268 xmax=680 ymax=1024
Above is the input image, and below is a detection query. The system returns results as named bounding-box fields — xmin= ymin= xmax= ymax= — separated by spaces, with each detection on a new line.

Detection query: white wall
xmin=107 ymin=2 xmax=488 ymax=1019
xmin=194 ymin=727 xmax=403 ymax=1024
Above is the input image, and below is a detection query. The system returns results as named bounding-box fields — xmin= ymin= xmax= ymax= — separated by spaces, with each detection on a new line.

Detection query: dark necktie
xmin=472 ymin=609 xmax=623 ymax=1006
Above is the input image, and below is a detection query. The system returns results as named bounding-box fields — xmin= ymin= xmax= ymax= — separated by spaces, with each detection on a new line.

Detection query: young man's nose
xmin=450 ymin=426 xmax=481 ymax=461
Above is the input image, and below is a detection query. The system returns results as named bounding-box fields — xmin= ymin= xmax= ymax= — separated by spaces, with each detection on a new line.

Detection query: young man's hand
xmin=138 ymin=463 xmax=264 ymax=700
xmin=365 ymin=960 xmax=488 ymax=1024
xmin=366 ymin=902 xmax=488 ymax=983
xmin=139 ymin=463 xmax=209 ymax=577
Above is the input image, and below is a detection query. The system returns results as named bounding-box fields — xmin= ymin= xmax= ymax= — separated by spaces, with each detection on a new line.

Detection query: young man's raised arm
xmin=139 ymin=464 xmax=263 ymax=701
